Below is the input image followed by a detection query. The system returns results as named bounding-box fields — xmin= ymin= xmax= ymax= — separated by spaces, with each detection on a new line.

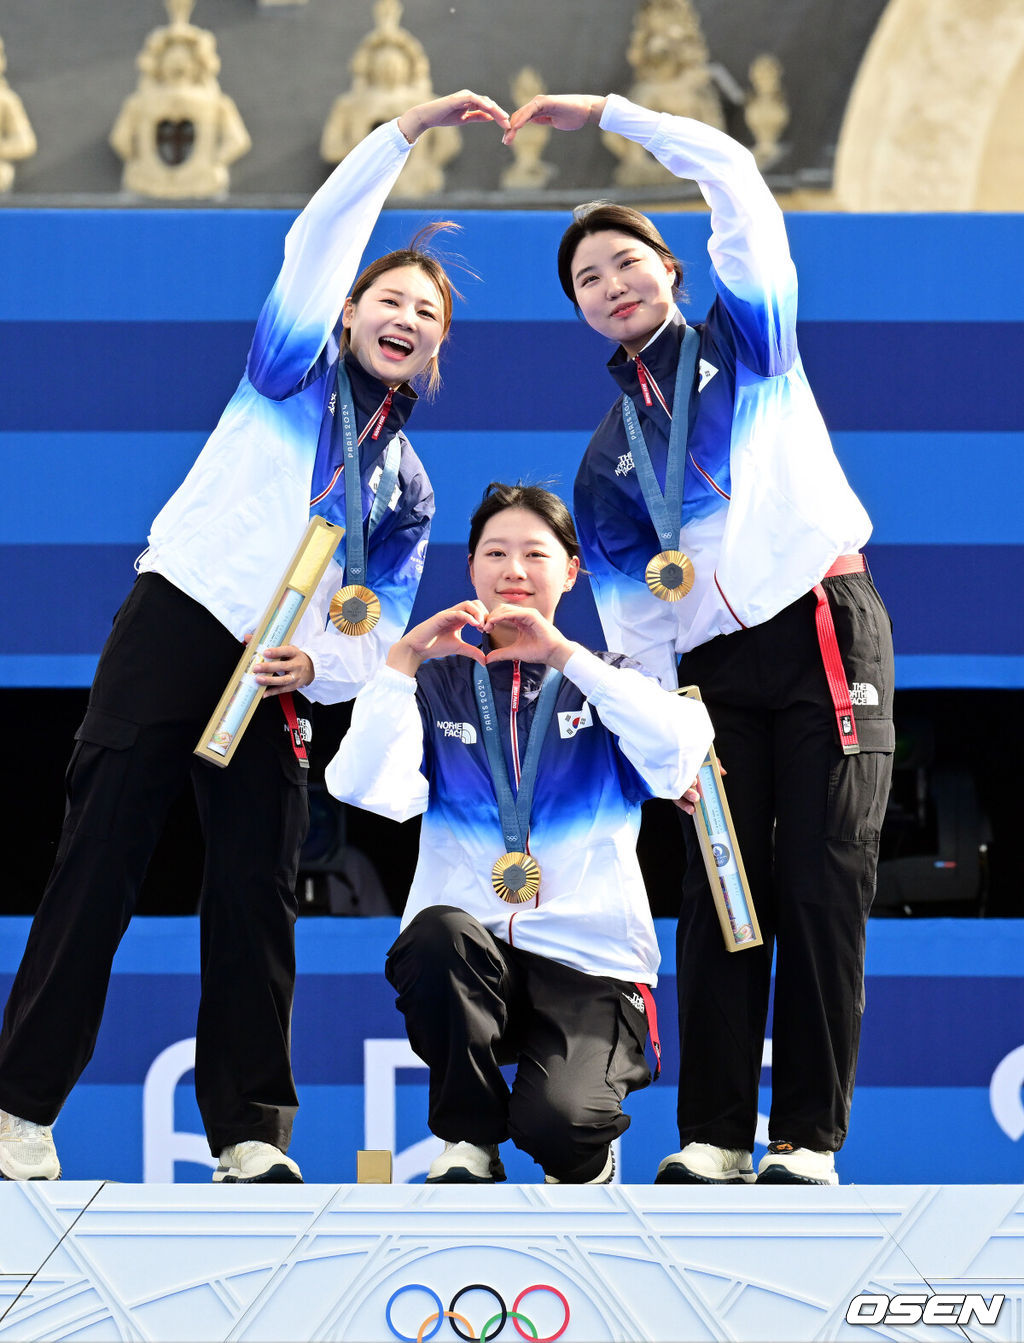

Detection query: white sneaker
xmin=544 ymin=1147 xmax=615 ymax=1184
xmin=655 ymin=1142 xmax=755 ymax=1185
xmin=214 ymin=1140 xmax=302 ymax=1184
xmin=757 ymin=1141 xmax=838 ymax=1186
xmin=426 ymin=1141 xmax=506 ymax=1184
xmin=0 ymin=1109 xmax=61 ymax=1181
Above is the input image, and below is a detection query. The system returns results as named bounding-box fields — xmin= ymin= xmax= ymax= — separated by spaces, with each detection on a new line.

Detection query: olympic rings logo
xmin=385 ymin=1283 xmax=570 ymax=1342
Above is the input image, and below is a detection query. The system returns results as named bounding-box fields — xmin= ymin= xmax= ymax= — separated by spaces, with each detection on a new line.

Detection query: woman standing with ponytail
xmin=0 ymin=91 xmax=509 ymax=1186
xmin=505 ymin=93 xmax=894 ymax=1187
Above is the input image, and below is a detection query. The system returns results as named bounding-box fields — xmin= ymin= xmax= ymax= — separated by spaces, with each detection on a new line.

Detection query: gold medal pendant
xmin=645 ymin=549 xmax=695 ymax=603
xmin=329 ymin=584 xmax=381 ymax=636
xmin=491 ymin=851 xmax=541 ymax=904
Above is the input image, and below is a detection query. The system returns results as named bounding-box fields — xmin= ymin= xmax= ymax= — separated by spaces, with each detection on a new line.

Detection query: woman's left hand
xmin=248 ymin=638 xmax=315 ymax=698
xmin=483 ymin=604 xmax=577 ymax=669
xmin=398 ymin=90 xmax=511 ymax=144
xmin=674 ymin=779 xmax=702 ymax=816
xmin=503 ymin=93 xmax=606 ymax=145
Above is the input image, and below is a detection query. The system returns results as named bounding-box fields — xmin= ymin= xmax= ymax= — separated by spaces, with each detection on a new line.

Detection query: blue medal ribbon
xmin=472 ymin=662 xmax=562 ymax=855
xmin=335 ymin=361 xmax=402 ymax=585
xmin=620 ymin=324 xmax=699 ymax=548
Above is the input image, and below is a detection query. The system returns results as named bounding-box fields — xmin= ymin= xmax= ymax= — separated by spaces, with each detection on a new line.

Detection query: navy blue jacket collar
xmin=342 ymin=347 xmax=417 ymax=439
xmin=607 ymin=308 xmax=688 ymax=405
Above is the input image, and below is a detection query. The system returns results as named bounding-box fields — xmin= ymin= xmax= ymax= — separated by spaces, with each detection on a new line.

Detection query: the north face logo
xmin=849 ymin=682 xmax=880 ymax=706
xmin=623 ymin=990 xmax=645 ymax=1013
xmin=615 ymin=451 xmax=635 ymax=477
xmin=437 ymin=720 xmax=477 ymax=744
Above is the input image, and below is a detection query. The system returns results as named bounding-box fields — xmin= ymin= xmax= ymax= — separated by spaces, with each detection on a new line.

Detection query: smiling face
xmin=570 ymin=228 xmax=678 ymax=356
xmin=342 ymin=263 xmax=445 ymax=387
xmin=469 ymin=507 xmax=580 ymax=631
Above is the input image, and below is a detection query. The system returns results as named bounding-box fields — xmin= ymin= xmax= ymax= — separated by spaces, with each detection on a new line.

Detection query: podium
xmin=1 ymin=1182 xmax=1020 ymax=1341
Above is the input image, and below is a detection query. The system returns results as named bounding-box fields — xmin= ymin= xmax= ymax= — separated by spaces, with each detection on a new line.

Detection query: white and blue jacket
xmin=138 ymin=118 xmax=433 ymax=704
xmin=575 ymin=96 xmax=872 ymax=690
xmin=327 ymin=646 xmax=714 ymax=983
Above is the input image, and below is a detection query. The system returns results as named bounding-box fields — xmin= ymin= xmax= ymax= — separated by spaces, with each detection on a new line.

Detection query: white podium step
xmin=0 ymin=1182 xmax=1021 ymax=1341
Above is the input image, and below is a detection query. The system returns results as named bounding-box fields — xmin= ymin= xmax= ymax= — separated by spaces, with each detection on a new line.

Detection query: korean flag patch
xmin=558 ymin=703 xmax=593 ymax=739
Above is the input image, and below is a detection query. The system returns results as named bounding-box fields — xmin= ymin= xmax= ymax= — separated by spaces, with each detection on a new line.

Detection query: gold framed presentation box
xmin=679 ymin=685 xmax=763 ymax=953
xmin=195 ymin=516 xmax=343 ymax=768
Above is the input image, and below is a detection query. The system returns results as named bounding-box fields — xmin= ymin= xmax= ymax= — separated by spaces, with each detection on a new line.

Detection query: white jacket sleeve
xmin=324 ymin=664 xmax=429 ymax=822
xmin=563 ymin=647 xmax=713 ymax=797
xmin=246 ymin=119 xmax=412 ymax=400
xmin=599 ymin=94 xmax=797 ymax=376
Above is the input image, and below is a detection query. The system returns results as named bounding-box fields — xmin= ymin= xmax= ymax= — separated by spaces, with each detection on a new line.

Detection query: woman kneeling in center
xmin=326 ymin=483 xmax=712 ymax=1183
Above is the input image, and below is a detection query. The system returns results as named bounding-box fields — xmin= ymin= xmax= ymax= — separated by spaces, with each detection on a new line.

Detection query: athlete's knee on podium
xmin=387 ymin=906 xmax=499 ymax=991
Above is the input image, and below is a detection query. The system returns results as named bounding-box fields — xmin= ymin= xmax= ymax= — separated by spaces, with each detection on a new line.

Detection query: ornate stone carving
xmin=835 ymin=0 xmax=1024 ymax=210
xmin=109 ymin=0 xmax=251 ymax=200
xmin=500 ymin=68 xmax=557 ymax=190
xmin=0 ymin=34 xmax=37 ymax=193
xmin=744 ymin=53 xmax=789 ymax=170
xmin=604 ymin=0 xmax=723 ymax=188
xmin=320 ymin=0 xmax=459 ymax=198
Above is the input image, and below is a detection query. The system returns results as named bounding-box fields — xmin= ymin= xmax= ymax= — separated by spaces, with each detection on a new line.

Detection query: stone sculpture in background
xmin=500 ymin=67 xmax=557 ymax=191
xmin=109 ymin=0 xmax=250 ymax=200
xmin=604 ymin=0 xmax=724 ymax=188
xmin=320 ymin=0 xmax=459 ymax=198
xmin=0 ymin=34 xmax=37 ymax=193
xmin=744 ymin=53 xmax=789 ymax=170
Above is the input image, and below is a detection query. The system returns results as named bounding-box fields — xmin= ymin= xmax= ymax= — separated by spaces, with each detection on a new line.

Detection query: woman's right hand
xmin=503 ymin=94 xmax=607 ymax=145
xmin=398 ymin=90 xmax=511 ymax=145
xmin=386 ymin=600 xmax=488 ymax=676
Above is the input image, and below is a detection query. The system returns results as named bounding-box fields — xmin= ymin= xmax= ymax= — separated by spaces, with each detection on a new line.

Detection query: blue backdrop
xmin=1 ymin=916 xmax=1021 ymax=1186
xmin=1 ymin=209 xmax=1022 ymax=689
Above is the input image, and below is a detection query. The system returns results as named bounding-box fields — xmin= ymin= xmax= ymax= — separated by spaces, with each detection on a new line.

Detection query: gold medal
xmin=329 ymin=584 xmax=381 ymax=636
xmin=645 ymin=549 xmax=695 ymax=602
xmin=491 ymin=851 xmax=541 ymax=904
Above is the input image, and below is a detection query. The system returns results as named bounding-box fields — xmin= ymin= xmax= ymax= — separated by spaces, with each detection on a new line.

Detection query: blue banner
xmin=1 ymin=211 xmax=1022 ymax=689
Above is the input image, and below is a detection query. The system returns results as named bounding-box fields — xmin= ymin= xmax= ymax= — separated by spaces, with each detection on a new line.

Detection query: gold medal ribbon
xmin=472 ymin=663 xmax=563 ymax=907
xmin=620 ymin=325 xmax=700 ymax=602
xmin=327 ymin=361 xmax=400 ymax=636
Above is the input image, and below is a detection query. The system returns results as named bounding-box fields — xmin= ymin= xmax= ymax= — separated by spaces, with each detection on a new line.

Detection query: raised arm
xmin=507 ymin=92 xmax=797 ymax=375
xmin=601 ymin=95 xmax=797 ymax=373
xmin=249 ymin=91 xmax=510 ymax=400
